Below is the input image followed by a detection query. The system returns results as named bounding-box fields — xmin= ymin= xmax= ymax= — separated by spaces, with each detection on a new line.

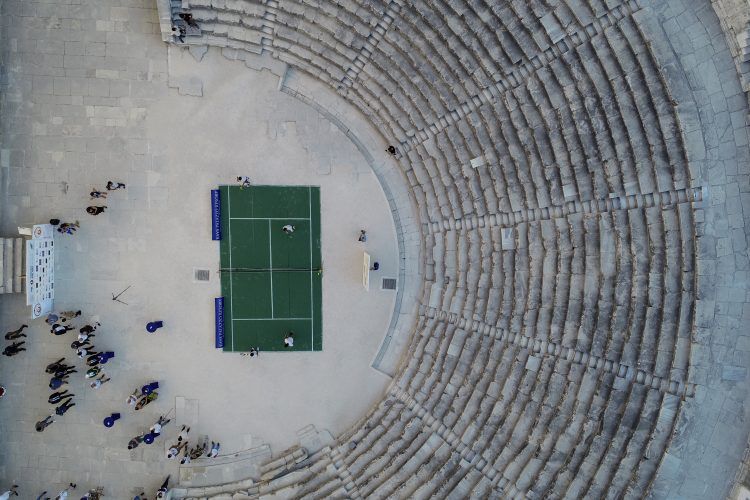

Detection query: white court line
xmin=309 ymin=186 xmax=313 ymax=351
xmin=234 ymin=317 xmax=311 ymax=321
xmin=228 ymin=187 xmax=234 ymax=351
xmin=231 ymin=217 xmax=310 ymax=220
xmin=268 ymin=219 xmax=273 ymax=319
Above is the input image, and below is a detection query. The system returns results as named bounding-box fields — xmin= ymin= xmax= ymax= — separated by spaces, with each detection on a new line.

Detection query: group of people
xmin=34 ymin=310 xmax=118 ymax=433
xmin=51 ymin=181 xmax=126 ymax=234
xmin=3 ymin=324 xmax=28 ymax=357
xmin=1 ymin=482 xmax=105 ymax=500
xmin=85 ymin=181 xmax=126 ymax=217
xmin=5 ymin=289 xmax=227 ymax=496
xmin=171 ymin=11 xmax=199 ymax=43
xmin=126 ymin=382 xmax=160 ymax=412
xmin=165 ymin=426 xmax=221 ymax=464
xmin=127 ymin=414 xmax=170 ymax=450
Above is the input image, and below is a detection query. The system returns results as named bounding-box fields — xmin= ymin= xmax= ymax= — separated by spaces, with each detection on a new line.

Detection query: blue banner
xmin=215 ymin=297 xmax=225 ymax=348
xmin=211 ymin=189 xmax=221 ymax=240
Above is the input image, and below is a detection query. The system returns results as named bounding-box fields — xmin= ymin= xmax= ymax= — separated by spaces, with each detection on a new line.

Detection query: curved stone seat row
xmin=162 ymin=0 xmax=700 ymax=497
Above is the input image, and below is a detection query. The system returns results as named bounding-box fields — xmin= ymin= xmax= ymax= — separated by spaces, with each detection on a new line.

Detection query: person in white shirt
xmin=283 ymin=332 xmax=294 ymax=348
xmin=55 ymin=483 xmax=76 ymax=500
xmin=155 ymin=476 xmax=170 ymax=499
xmin=0 ymin=484 xmax=19 ymax=499
xmin=236 ymin=176 xmax=252 ymax=189
xmin=126 ymin=389 xmax=139 ymax=406
xmin=207 ymin=441 xmax=221 ymax=458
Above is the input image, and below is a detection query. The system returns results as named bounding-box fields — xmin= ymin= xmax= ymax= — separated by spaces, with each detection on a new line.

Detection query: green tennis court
xmin=219 ymin=185 xmax=322 ymax=351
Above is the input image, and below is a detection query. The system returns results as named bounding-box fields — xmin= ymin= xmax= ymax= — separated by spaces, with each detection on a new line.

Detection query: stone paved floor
xmin=0 ymin=2 xmax=400 ymax=496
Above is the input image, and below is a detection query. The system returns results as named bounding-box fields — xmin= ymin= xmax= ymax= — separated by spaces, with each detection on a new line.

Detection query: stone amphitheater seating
xmin=161 ymin=0 xmax=709 ymax=497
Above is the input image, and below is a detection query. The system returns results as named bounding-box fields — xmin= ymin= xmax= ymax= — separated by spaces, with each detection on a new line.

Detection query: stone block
xmin=721 ymin=365 xmax=747 ymax=381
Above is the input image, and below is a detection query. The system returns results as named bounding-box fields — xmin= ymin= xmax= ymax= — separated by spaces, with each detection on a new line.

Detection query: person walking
xmin=86 ymin=206 xmax=107 ymax=216
xmin=236 ymin=176 xmax=252 ymax=189
xmin=59 ymin=310 xmax=82 ymax=320
xmin=35 ymin=491 xmax=50 ymax=500
xmin=281 ymin=224 xmax=295 ymax=234
xmin=150 ymin=415 xmax=170 ymax=437
xmin=135 ymin=391 xmax=158 ymax=410
xmin=166 ymin=444 xmax=182 ymax=459
xmin=55 ymin=399 xmax=75 ymax=415
xmin=128 ymin=434 xmax=146 ymax=450
xmin=177 ymin=425 xmax=190 ymax=444
xmin=57 ymin=222 xmax=79 ymax=235
xmin=79 ymin=323 xmax=99 ymax=335
xmin=171 ymin=25 xmax=185 ymax=43
xmin=126 ymin=388 xmax=140 ymax=406
xmin=49 ymin=376 xmax=68 ymax=390
xmin=0 ymin=485 xmax=19 ymax=498
xmin=70 ymin=340 xmax=93 ymax=351
xmin=48 ymin=390 xmax=74 ymax=404
xmin=155 ymin=476 xmax=170 ymax=499
xmin=179 ymin=11 xmax=199 ymax=27
xmin=77 ymin=331 xmax=94 ymax=343
xmin=207 ymin=441 xmax=221 ymax=458
xmin=54 ymin=367 xmax=77 ymax=379
xmin=46 ymin=313 xmax=61 ymax=325
xmin=358 ymin=229 xmax=367 ymax=242
xmin=189 ymin=440 xmax=208 ymax=459
xmin=51 ymin=324 xmax=74 ymax=335
xmin=3 ymin=341 xmax=26 ymax=356
xmin=85 ymin=366 xmax=101 ymax=379
xmin=54 ymin=484 xmax=76 ymax=500
xmin=106 ymin=181 xmax=126 ymax=190
xmin=46 ymin=357 xmax=68 ymax=373
xmin=35 ymin=415 xmax=55 ymax=432
xmin=4 ymin=324 xmax=28 ymax=339
xmin=90 ymin=374 xmax=111 ymax=389
xmin=283 ymin=332 xmax=294 ymax=348
xmin=76 ymin=346 xmax=97 ymax=358
xmin=86 ymin=353 xmax=102 ymax=367
xmin=90 ymin=190 xmax=107 ymax=199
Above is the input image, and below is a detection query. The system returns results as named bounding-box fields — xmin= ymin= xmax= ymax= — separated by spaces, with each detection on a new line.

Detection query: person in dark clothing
xmin=54 ymin=367 xmax=77 ymax=378
xmin=128 ymin=434 xmax=145 ymax=450
xmin=55 ymin=399 xmax=75 ymax=415
xmin=35 ymin=415 xmax=54 ymax=432
xmin=79 ymin=323 xmax=98 ymax=334
xmin=4 ymin=324 xmax=28 ymax=339
xmin=48 ymin=390 xmax=74 ymax=405
xmin=51 ymin=324 xmax=74 ymax=335
xmin=179 ymin=12 xmax=199 ymax=27
xmin=46 ymin=358 xmax=70 ymax=374
xmin=49 ymin=376 xmax=69 ymax=390
xmin=70 ymin=340 xmax=93 ymax=351
xmin=3 ymin=341 xmax=26 ymax=356
xmin=86 ymin=206 xmax=107 ymax=216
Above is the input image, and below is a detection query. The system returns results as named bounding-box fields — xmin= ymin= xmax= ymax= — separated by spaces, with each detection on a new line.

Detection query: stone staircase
xmin=0 ymin=237 xmax=25 ymax=295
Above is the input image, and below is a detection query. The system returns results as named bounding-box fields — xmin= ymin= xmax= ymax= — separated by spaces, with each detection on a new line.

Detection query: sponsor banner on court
xmin=211 ymin=189 xmax=221 ymax=240
xmin=214 ymin=297 xmax=225 ymax=348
